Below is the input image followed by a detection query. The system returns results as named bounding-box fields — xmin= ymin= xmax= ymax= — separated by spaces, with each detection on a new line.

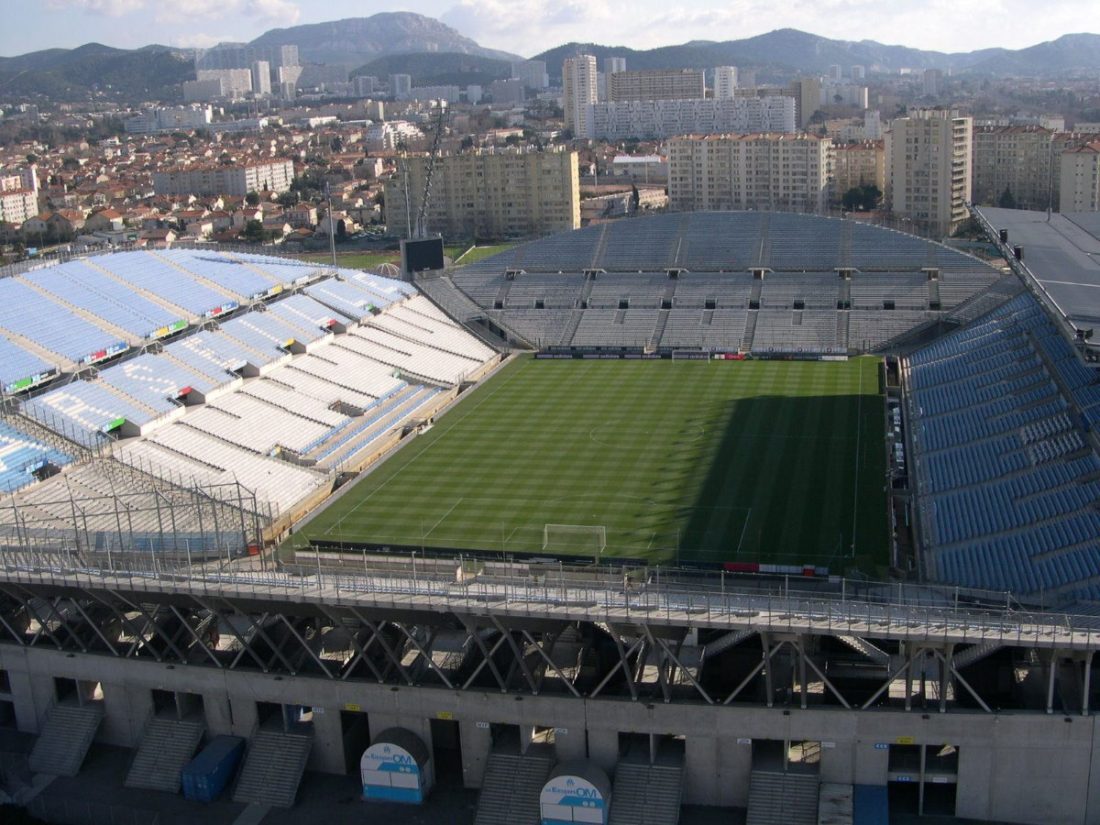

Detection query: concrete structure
xmin=365 ymin=121 xmax=422 ymax=151
xmin=182 ymin=79 xmax=225 ymax=102
xmin=607 ymin=69 xmax=705 ymax=102
xmin=562 ymin=56 xmax=598 ymax=138
xmin=251 ymin=61 xmax=271 ymax=97
xmin=2 ymin=557 xmax=1099 ymax=824
xmin=851 ymin=65 xmax=866 ymax=81
xmin=923 ymin=68 xmax=943 ymax=98
xmin=124 ymin=106 xmax=213 ymax=135
xmin=833 ymin=140 xmax=886 ymax=201
xmin=822 ymin=83 xmax=869 ymax=109
xmin=603 ymin=57 xmax=626 ymax=77
xmin=584 ymin=96 xmax=795 ymax=141
xmin=714 ymin=66 xmax=739 ymax=100
xmin=195 ymin=69 xmax=252 ymax=98
xmin=353 ymin=76 xmax=379 ymax=97
xmin=195 ymin=43 xmax=297 ymax=76
xmin=972 ymin=126 xmax=1058 ymax=211
xmin=885 ymin=108 xmax=972 ymax=236
xmin=511 ymin=60 xmax=549 ymax=90
xmin=610 ymin=154 xmax=668 ymax=182
xmin=153 ymin=159 xmax=295 ymax=197
xmin=1060 ymin=142 xmax=1100 ymax=212
xmin=789 ymin=77 xmax=822 ymax=129
xmin=408 ymin=86 xmax=461 ymax=104
xmin=391 ymin=74 xmax=413 ymax=100
xmin=384 ymin=148 xmax=579 ymax=239
xmin=488 ymin=78 xmax=525 ymax=106
xmin=668 ymin=133 xmax=832 ymax=213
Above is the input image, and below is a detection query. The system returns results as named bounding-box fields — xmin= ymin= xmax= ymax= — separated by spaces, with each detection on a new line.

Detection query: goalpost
xmin=543 ymin=524 xmax=607 ymax=556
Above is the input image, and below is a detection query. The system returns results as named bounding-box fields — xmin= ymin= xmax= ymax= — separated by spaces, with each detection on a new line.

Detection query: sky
xmin=0 ymin=0 xmax=1096 ymax=58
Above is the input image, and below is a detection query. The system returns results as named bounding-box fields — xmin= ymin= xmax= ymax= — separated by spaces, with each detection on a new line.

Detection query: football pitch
xmin=296 ymin=355 xmax=889 ymax=572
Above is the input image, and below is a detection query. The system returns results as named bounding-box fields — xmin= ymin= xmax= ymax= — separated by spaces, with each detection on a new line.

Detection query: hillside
xmin=251 ymin=12 xmax=520 ymax=66
xmin=0 ymin=45 xmax=192 ymax=101
xmin=351 ymin=53 xmax=512 ymax=88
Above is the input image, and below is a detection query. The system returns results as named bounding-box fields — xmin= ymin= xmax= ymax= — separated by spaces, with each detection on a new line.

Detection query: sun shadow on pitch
xmin=662 ymin=382 xmax=885 ymax=571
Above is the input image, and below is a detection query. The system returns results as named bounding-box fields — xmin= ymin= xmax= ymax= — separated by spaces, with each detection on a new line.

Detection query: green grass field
xmin=296 ymin=356 xmax=888 ymax=572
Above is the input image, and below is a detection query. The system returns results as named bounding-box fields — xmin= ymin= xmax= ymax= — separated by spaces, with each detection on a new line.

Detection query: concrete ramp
xmin=28 ymin=703 xmax=104 ymax=777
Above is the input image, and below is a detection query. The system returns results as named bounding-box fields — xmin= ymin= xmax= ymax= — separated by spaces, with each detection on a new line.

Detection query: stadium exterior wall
xmin=2 ymin=643 xmax=1098 ymax=824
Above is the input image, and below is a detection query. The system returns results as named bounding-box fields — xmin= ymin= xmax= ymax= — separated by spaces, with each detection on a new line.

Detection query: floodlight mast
xmin=413 ymin=100 xmax=448 ymax=240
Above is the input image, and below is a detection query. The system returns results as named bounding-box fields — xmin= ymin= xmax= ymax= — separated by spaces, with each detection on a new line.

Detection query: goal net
xmin=542 ymin=524 xmax=607 ymax=555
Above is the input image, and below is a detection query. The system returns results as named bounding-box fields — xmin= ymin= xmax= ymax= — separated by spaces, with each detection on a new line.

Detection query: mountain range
xmin=2 ymin=13 xmax=1100 ymax=103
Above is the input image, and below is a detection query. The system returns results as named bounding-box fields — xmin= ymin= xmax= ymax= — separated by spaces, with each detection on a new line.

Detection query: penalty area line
xmin=423 ymin=497 xmax=463 ymax=540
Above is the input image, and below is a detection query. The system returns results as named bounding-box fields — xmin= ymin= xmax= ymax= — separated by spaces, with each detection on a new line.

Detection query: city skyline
xmin=4 ymin=1 xmax=1098 ymax=59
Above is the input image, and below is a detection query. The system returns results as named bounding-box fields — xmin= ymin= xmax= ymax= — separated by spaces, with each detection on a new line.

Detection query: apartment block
xmin=668 ymin=133 xmax=832 ymax=214
xmin=563 ymin=56 xmax=598 ymax=138
xmin=833 ymin=140 xmax=885 ymax=199
xmin=885 ymin=108 xmax=972 ymax=236
xmin=1060 ymin=143 xmax=1100 ymax=212
xmin=584 ymin=96 xmax=796 ymax=141
xmin=384 ymin=148 xmax=580 ymax=240
xmin=714 ymin=67 xmax=739 ymax=100
xmin=607 ymin=69 xmax=705 ymax=102
xmin=153 ymin=160 xmax=295 ymax=197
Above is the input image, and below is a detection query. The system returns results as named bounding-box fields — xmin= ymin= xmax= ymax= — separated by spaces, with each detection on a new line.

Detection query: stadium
xmin=0 ymin=209 xmax=1098 ymax=824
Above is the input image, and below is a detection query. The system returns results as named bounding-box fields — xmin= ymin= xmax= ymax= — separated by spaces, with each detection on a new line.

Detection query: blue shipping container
xmin=854 ymin=784 xmax=890 ymax=825
xmin=182 ymin=735 xmax=245 ymax=803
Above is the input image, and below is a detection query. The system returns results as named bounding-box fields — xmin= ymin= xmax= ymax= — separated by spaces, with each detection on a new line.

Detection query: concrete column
xmin=955 ymin=739 xmax=993 ymax=821
xmin=101 ymin=683 xmax=152 ymax=747
xmin=684 ymin=735 xmax=718 ymax=805
xmin=459 ymin=720 xmax=491 ymax=788
xmin=554 ymin=725 xmax=586 ymax=764
xmin=853 ymin=739 xmax=888 ymax=785
xmin=719 ymin=735 xmax=752 ymax=808
xmin=229 ymin=694 xmax=258 ymax=738
xmin=588 ymin=727 xmax=618 ymax=774
xmin=820 ymin=740 xmax=854 ymax=785
xmin=307 ymin=706 xmax=346 ymax=774
xmin=2 ymin=660 xmax=41 ymax=734
xmin=202 ymin=691 xmax=233 ymax=736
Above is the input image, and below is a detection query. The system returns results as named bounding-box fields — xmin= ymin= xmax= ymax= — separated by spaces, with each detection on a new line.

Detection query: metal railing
xmin=3 ymin=550 xmax=1099 ymax=651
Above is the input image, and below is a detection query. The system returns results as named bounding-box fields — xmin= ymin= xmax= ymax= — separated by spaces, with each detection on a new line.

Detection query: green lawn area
xmin=454 ymin=243 xmax=517 ymax=265
xmin=295 ymin=250 xmax=400 ymax=269
xmin=295 ymin=356 xmax=888 ymax=573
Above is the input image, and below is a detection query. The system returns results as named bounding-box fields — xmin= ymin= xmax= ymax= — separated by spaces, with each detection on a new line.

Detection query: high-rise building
xmin=789 ymin=77 xmax=822 ymax=129
xmin=562 ymin=55 xmax=598 ymax=137
xmin=607 ymin=69 xmax=705 ymax=102
xmin=603 ymin=57 xmax=626 ymax=76
xmin=822 ymin=83 xmax=869 ymax=109
xmin=832 ymin=140 xmax=886 ymax=201
xmin=828 ymin=65 xmax=843 ymax=82
xmin=391 ymin=74 xmax=413 ymax=100
xmin=0 ymin=165 xmax=38 ymax=226
xmin=153 ymin=160 xmax=295 ymax=197
xmin=851 ymin=65 xmax=866 ymax=81
xmin=584 ymin=97 xmax=796 ymax=141
xmin=384 ymin=148 xmax=580 ymax=239
xmin=124 ymin=106 xmax=214 ymax=134
xmin=489 ymin=78 xmax=525 ymax=106
xmin=714 ymin=67 xmax=739 ymax=100
xmin=972 ymin=126 xmax=1058 ymax=211
xmin=1060 ymin=142 xmax=1100 ymax=212
xmin=668 ymin=133 xmax=832 ymax=213
xmin=923 ymin=69 xmax=943 ymax=98
xmin=251 ymin=61 xmax=271 ymax=97
xmin=195 ymin=69 xmax=252 ymax=97
xmin=354 ymin=76 xmax=379 ymax=97
xmin=885 ymin=108 xmax=972 ymax=236
xmin=511 ymin=60 xmax=549 ymax=90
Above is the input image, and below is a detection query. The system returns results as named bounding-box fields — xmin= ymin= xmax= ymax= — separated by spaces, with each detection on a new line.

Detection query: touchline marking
xmin=424 ymin=497 xmax=463 ymax=539
xmin=850 ymin=363 xmax=863 ymax=557
xmin=324 ymin=359 xmax=527 ymax=533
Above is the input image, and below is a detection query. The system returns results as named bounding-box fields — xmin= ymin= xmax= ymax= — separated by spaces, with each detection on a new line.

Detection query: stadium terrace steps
xmin=314 ymin=385 xmax=441 ymax=471
xmin=28 ymin=702 xmax=105 ymax=777
xmin=474 ymin=745 xmax=554 ymax=825
xmin=608 ymin=759 xmax=684 ymax=825
xmin=232 ymin=728 xmax=313 ymax=808
xmin=124 ymin=716 xmax=205 ymax=792
xmin=835 ymin=635 xmax=891 ymax=667
xmin=746 ymin=770 xmax=819 ymax=825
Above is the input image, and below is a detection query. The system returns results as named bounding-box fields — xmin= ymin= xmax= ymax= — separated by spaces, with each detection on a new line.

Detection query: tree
xmin=245 ymin=191 xmax=261 ymax=207
xmin=25 ymin=153 xmax=38 ymax=165
xmin=242 ymin=219 xmax=266 ymax=243
xmin=998 ymin=187 xmax=1017 ymax=209
xmin=631 ymin=183 xmax=640 ymax=213
xmin=842 ymin=183 xmax=882 ymax=212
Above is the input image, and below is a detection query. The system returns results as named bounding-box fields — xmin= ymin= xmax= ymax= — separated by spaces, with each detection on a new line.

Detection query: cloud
xmin=45 ymin=0 xmax=147 ymax=15
xmin=166 ymin=32 xmax=238 ymax=49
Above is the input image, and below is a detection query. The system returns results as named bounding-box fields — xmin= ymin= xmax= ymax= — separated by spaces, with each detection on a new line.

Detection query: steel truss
xmin=0 ymin=581 xmax=1096 ymax=716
